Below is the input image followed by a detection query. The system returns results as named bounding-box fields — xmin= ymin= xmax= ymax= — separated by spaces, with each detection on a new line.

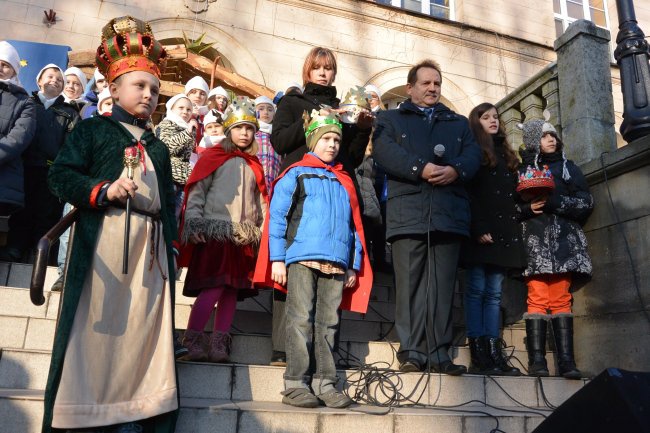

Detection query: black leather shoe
xmin=429 ymin=360 xmax=467 ymax=376
xmin=399 ymin=359 xmax=422 ymax=373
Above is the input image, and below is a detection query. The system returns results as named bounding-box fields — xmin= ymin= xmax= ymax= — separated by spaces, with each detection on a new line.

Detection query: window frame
xmin=554 ymin=0 xmax=610 ymax=37
xmin=384 ymin=0 xmax=455 ymax=21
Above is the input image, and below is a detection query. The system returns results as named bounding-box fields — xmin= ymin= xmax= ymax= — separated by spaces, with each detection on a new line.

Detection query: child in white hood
xmin=155 ymin=93 xmax=197 ymax=218
xmin=63 ymin=66 xmax=88 ymax=111
xmin=254 ymin=95 xmax=281 ymax=191
xmin=185 ymin=76 xmax=210 ymax=146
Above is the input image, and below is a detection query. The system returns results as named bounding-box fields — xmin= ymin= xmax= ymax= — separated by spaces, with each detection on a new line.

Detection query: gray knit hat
xmin=517 ymin=111 xmax=571 ymax=181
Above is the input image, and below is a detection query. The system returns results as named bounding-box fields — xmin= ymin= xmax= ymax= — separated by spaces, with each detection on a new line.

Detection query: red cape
xmin=253 ymin=153 xmax=373 ymax=314
xmin=177 ymin=144 xmax=268 ymax=267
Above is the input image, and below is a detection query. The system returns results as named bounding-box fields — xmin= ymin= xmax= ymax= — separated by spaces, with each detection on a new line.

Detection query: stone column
xmin=500 ymin=108 xmax=523 ymax=151
xmin=520 ymin=93 xmax=544 ymax=121
xmin=542 ymin=79 xmax=562 ymax=136
xmin=554 ymin=19 xmax=617 ymax=164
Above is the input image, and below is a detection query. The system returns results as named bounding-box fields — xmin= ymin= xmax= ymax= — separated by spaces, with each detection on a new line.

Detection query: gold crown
xmin=223 ymin=96 xmax=259 ymax=132
xmin=95 ymin=16 xmax=167 ymax=83
xmin=340 ymin=86 xmax=370 ymax=110
xmin=303 ymin=109 xmax=342 ymax=150
xmin=303 ymin=109 xmax=342 ymax=137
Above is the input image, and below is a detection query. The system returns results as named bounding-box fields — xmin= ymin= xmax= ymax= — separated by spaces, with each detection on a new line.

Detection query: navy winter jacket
xmin=0 ymin=82 xmax=37 ymax=208
xmin=269 ymin=155 xmax=362 ymax=270
xmin=23 ymin=93 xmax=79 ymax=168
xmin=372 ymin=100 xmax=481 ymax=240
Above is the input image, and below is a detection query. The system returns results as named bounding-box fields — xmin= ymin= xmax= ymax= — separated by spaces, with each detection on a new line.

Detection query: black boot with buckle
xmin=525 ymin=317 xmax=550 ymax=377
xmin=551 ymin=315 xmax=582 ymax=380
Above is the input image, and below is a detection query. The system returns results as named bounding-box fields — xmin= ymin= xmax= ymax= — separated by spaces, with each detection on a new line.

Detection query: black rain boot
xmin=468 ymin=336 xmax=499 ymax=375
xmin=525 ymin=318 xmax=550 ymax=377
xmin=551 ymin=315 xmax=582 ymax=380
xmin=487 ymin=337 xmax=521 ymax=376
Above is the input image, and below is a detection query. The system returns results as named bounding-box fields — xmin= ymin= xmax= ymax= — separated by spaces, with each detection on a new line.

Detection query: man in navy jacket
xmin=372 ymin=59 xmax=481 ymax=374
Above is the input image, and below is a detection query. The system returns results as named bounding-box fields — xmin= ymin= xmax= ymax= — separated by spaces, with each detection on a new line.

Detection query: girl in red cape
xmin=177 ymin=97 xmax=268 ymax=363
xmin=253 ymin=109 xmax=372 ymax=409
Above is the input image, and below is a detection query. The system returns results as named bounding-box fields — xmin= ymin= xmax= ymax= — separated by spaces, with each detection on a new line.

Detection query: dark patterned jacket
xmin=517 ymin=149 xmax=593 ymax=277
xmin=155 ymin=118 xmax=194 ymax=185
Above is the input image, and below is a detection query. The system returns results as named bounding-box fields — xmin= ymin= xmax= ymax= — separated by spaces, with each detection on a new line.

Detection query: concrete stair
xmin=0 ymin=261 xmax=583 ymax=432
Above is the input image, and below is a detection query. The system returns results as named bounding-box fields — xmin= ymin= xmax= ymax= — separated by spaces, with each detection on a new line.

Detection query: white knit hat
xmin=93 ymin=68 xmax=105 ymax=82
xmin=97 ymin=88 xmax=112 ymax=114
xmin=165 ymin=93 xmax=191 ymax=113
xmin=208 ymin=85 xmax=229 ymax=100
xmin=184 ymin=76 xmax=209 ymax=95
xmin=254 ymin=95 xmax=274 ymax=108
xmin=365 ymin=84 xmax=383 ymax=99
xmin=0 ymin=41 xmax=20 ymax=77
xmin=203 ymin=109 xmax=223 ymax=126
xmin=36 ymin=63 xmax=65 ymax=86
xmin=64 ymin=66 xmax=88 ymax=90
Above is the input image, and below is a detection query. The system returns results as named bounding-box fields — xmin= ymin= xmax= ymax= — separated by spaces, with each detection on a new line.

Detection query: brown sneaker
xmin=208 ymin=331 xmax=232 ymax=363
xmin=179 ymin=329 xmax=208 ymax=362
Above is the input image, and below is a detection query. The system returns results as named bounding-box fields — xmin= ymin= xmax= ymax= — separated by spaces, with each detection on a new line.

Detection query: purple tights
xmin=186 ymin=286 xmax=237 ymax=332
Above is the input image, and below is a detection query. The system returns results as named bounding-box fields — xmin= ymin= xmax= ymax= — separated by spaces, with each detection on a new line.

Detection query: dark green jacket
xmin=43 ymin=115 xmax=178 ymax=433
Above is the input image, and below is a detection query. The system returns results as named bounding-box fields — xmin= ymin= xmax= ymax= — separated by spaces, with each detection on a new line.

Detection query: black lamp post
xmin=614 ymin=0 xmax=650 ymax=142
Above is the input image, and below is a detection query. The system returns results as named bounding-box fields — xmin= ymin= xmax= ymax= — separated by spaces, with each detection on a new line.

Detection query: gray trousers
xmin=284 ymin=263 xmax=344 ymax=393
xmin=392 ymin=233 xmax=461 ymax=366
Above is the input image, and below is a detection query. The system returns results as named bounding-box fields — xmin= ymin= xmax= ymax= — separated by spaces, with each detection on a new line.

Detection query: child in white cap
xmin=155 ymin=93 xmax=198 ymax=218
xmin=2 ymin=63 xmax=78 ymax=262
xmin=254 ymin=95 xmax=282 ymax=191
xmin=80 ymin=68 xmax=109 ymax=119
xmin=63 ymin=66 xmax=88 ymax=110
xmin=0 ymin=41 xmax=36 ymax=221
xmin=208 ymin=85 xmax=230 ymax=114
xmin=185 ymin=76 xmax=210 ymax=146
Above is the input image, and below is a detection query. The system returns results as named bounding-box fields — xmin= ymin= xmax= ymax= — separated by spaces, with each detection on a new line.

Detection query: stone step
xmin=0 ymin=319 xmax=556 ymax=375
xmin=0 ymin=281 xmax=537 ymax=359
xmin=0 ymin=348 xmax=584 ymax=408
xmin=0 ymin=389 xmax=548 ymax=433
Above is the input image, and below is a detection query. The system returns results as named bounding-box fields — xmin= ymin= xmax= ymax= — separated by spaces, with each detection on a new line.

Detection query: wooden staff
xmin=122 ymin=146 xmax=140 ymax=274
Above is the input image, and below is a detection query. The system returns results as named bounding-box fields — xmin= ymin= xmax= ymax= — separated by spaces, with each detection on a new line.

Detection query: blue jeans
xmin=464 ymin=264 xmax=505 ymax=338
xmin=284 ymin=263 xmax=344 ymax=395
xmin=57 ymin=202 xmax=73 ymax=275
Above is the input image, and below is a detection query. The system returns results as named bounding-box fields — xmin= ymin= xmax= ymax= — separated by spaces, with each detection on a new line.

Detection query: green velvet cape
xmin=43 ymin=115 xmax=178 ymax=433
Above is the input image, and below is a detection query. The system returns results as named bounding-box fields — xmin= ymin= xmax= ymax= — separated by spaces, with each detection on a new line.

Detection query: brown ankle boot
xmin=180 ymin=329 xmax=208 ymax=362
xmin=208 ymin=331 xmax=232 ymax=363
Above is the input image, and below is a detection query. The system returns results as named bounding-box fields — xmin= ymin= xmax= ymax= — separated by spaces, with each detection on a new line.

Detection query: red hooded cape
xmin=177 ymin=144 xmax=268 ymax=267
xmin=253 ymin=153 xmax=373 ymax=314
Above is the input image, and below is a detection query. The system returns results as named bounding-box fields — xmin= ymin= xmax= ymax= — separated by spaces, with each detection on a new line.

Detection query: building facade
xmin=0 ymin=0 xmax=648 ymax=139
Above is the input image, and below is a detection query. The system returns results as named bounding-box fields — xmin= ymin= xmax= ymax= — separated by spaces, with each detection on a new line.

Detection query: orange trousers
xmin=526 ymin=274 xmax=572 ymax=315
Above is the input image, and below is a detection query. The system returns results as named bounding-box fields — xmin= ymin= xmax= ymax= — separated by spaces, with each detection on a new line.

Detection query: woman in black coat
xmin=268 ymin=47 xmax=373 ymax=366
xmin=462 ymin=103 xmax=523 ymax=376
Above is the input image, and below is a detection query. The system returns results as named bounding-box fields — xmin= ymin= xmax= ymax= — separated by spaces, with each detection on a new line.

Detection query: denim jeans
xmin=284 ymin=263 xmax=344 ymax=395
xmin=57 ymin=202 xmax=73 ymax=275
xmin=464 ymin=264 xmax=505 ymax=338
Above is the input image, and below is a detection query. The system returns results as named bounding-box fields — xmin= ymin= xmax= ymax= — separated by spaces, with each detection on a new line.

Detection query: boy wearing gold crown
xmin=44 ymin=17 xmax=178 ymax=433
xmin=254 ymin=110 xmax=372 ymax=409
xmin=176 ymin=96 xmax=268 ymax=363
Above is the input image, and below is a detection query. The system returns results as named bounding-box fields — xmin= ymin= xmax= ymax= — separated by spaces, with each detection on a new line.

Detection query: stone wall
xmin=575 ymin=136 xmax=650 ymax=374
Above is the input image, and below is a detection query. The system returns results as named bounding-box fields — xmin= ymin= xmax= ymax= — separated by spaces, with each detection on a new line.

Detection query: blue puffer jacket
xmin=0 ymin=81 xmax=37 ymax=208
xmin=269 ymin=155 xmax=362 ymax=270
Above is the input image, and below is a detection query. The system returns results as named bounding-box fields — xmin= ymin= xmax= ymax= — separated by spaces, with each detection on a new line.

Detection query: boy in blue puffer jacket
xmin=262 ymin=110 xmax=371 ymax=409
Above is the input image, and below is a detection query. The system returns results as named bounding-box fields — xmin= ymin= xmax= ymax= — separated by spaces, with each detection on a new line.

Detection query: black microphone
xmin=433 ymin=144 xmax=445 ymax=165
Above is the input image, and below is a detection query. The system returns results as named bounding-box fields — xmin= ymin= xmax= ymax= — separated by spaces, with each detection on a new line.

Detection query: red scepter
xmin=122 ymin=146 xmax=140 ymax=274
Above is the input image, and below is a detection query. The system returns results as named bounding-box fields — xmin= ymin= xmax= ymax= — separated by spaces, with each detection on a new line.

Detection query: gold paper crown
xmin=303 ymin=109 xmax=342 ymax=137
xmin=302 ymin=109 xmax=342 ymax=150
xmin=340 ymin=86 xmax=370 ymax=110
xmin=222 ymin=96 xmax=259 ymax=132
xmin=95 ymin=16 xmax=167 ymax=83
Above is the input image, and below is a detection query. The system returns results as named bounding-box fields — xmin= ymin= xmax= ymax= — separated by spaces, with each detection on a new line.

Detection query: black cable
xmin=599 ymin=152 xmax=650 ymax=325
